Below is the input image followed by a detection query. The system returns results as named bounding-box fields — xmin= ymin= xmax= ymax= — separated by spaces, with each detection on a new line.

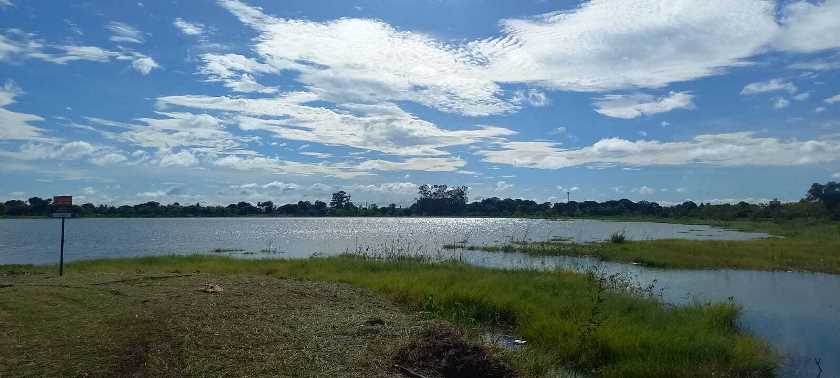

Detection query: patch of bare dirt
xmin=394 ymin=322 xmax=517 ymax=378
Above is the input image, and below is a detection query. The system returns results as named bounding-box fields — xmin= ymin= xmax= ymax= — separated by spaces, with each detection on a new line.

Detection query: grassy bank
xmin=3 ymin=255 xmax=775 ymax=377
xmin=451 ymin=220 xmax=840 ymax=274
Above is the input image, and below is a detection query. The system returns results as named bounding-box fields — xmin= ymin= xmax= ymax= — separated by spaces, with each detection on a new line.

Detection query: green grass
xmin=13 ymin=255 xmax=777 ymax=377
xmin=452 ymin=220 xmax=840 ymax=274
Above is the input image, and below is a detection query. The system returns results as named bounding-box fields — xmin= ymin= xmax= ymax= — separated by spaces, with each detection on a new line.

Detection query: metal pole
xmin=59 ymin=217 xmax=65 ymax=276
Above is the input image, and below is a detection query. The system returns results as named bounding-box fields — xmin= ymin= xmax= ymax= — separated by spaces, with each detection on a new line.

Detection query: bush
xmin=609 ymin=230 xmax=627 ymax=243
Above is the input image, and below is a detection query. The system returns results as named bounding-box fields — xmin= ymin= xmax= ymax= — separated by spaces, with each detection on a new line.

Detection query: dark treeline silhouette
xmin=2 ymin=182 xmax=838 ymax=220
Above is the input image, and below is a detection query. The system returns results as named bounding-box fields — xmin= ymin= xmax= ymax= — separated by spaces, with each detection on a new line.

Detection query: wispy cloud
xmin=478 ymin=132 xmax=840 ymax=169
xmin=0 ymin=30 xmax=159 ymax=74
xmin=0 ymin=81 xmax=46 ymax=141
xmin=174 ymin=18 xmax=206 ymax=36
xmin=106 ymin=21 xmax=144 ymax=44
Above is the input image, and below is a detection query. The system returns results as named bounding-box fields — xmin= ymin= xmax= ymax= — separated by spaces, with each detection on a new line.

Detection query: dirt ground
xmin=0 ymin=271 xmax=514 ymax=378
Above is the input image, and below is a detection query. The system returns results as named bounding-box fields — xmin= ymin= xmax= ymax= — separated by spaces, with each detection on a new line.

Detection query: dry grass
xmin=0 ymin=271 xmax=438 ymax=377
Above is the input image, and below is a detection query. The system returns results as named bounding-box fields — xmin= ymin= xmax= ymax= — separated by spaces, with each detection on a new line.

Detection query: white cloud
xmin=593 ymin=91 xmax=694 ymax=119
xmin=355 ymin=157 xmax=466 ymax=172
xmin=557 ymin=186 xmax=579 ymax=192
xmin=261 ymin=181 xmax=301 ymax=192
xmin=815 ymin=106 xmax=826 ymax=113
xmin=174 ymin=18 xmax=206 ymax=36
xmin=198 ymin=54 xmax=277 ymax=93
xmin=793 ymin=92 xmax=810 ymax=101
xmin=300 ymin=151 xmax=333 ymax=159
xmin=130 ymin=55 xmax=159 ymax=75
xmin=478 ymin=132 xmax=840 ymax=169
xmin=157 ymin=94 xmax=515 ymax=156
xmin=740 ymin=79 xmax=797 ymax=95
xmin=773 ymin=0 xmax=840 ymax=53
xmin=90 ymin=152 xmax=127 ymax=166
xmin=213 ymin=155 xmax=463 ymax=178
xmin=95 ymin=112 xmax=246 ymax=155
xmin=0 ymin=31 xmax=158 ymax=74
xmin=2 ymin=141 xmax=97 ymax=161
xmin=495 ymin=181 xmax=514 ymax=191
xmin=512 ymin=89 xmax=550 ymax=107
xmin=0 ymin=0 xmax=13 ymax=8
xmin=832 ymin=172 xmax=840 ymax=179
xmin=217 ymin=0 xmax=513 ymax=116
xmin=106 ymin=21 xmax=144 ymax=44
xmin=825 ymin=94 xmax=840 ymax=104
xmin=0 ymin=81 xmax=46 ymax=140
xmin=773 ymin=97 xmax=790 ymax=109
xmin=788 ymin=59 xmax=840 ymax=71
xmin=473 ymin=0 xmax=778 ymax=91
xmin=636 ymin=186 xmax=656 ymax=195
xmin=351 ymin=182 xmax=417 ymax=194
xmin=159 ymin=150 xmax=199 ymax=167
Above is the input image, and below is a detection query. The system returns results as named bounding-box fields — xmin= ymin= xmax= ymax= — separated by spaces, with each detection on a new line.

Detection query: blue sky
xmin=1 ymin=0 xmax=839 ymax=207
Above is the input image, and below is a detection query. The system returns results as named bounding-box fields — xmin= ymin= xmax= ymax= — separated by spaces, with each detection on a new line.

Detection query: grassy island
xmin=447 ymin=220 xmax=840 ymax=274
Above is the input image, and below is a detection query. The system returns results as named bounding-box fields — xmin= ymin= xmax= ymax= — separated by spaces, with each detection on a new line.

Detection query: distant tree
xmin=27 ymin=197 xmax=52 ymax=214
xmin=806 ymin=182 xmax=840 ymax=214
xmin=257 ymin=201 xmax=275 ymax=214
xmin=329 ymin=191 xmax=352 ymax=209
xmin=414 ymin=184 xmax=469 ymax=215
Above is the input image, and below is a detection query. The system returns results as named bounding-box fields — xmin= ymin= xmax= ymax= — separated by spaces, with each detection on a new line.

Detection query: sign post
xmin=52 ymin=196 xmax=73 ymax=276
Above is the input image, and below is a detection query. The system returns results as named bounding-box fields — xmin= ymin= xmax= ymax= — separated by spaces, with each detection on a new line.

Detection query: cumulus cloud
xmin=0 ymin=141 xmax=96 ymax=161
xmin=826 ymin=94 xmax=840 ymax=104
xmin=512 ymin=89 xmax=550 ymax=107
xmin=130 ymin=54 xmax=160 ymax=75
xmin=740 ymin=79 xmax=798 ymax=95
xmin=478 ymin=132 xmax=840 ymax=169
xmin=174 ymin=18 xmax=206 ymax=36
xmin=593 ymin=91 xmax=694 ymax=119
xmin=106 ymin=21 xmax=144 ymax=44
xmin=0 ymin=81 xmax=46 ymax=140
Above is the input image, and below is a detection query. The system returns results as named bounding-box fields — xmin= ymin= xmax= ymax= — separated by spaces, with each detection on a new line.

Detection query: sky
xmin=1 ymin=0 xmax=839 ymax=207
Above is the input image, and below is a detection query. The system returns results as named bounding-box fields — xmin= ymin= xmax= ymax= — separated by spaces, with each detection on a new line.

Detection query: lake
xmin=0 ymin=217 xmax=834 ymax=377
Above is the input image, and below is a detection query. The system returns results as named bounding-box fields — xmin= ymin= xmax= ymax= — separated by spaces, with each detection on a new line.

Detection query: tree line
xmin=2 ymin=182 xmax=838 ymax=220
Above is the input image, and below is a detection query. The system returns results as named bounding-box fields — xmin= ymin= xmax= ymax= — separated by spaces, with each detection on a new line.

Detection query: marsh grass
xmin=34 ymin=254 xmax=778 ymax=377
xmin=608 ymin=230 xmax=627 ymax=244
xmin=452 ymin=220 xmax=840 ymax=274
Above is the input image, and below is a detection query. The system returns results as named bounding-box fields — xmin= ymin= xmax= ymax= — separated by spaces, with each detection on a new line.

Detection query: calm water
xmin=0 ymin=217 xmax=834 ymax=377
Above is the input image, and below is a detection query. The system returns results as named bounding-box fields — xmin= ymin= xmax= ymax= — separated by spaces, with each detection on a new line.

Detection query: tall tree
xmin=329 ymin=191 xmax=352 ymax=209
